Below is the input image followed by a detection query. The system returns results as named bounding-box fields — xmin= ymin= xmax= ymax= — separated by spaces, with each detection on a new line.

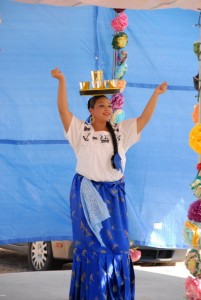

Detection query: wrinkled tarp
xmin=0 ymin=0 xmax=199 ymax=247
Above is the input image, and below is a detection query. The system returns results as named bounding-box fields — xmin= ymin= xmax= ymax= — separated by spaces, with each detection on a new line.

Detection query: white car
xmin=1 ymin=240 xmax=73 ymax=271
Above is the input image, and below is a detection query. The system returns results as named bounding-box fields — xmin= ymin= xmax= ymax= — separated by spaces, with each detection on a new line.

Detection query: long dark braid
xmin=88 ymin=95 xmax=119 ymax=170
xmin=106 ymin=121 xmax=119 ymax=169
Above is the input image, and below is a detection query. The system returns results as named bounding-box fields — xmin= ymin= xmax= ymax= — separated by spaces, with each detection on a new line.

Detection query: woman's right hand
xmin=51 ymin=67 xmax=65 ymax=80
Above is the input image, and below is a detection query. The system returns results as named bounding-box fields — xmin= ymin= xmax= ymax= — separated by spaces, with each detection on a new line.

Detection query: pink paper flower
xmin=111 ymin=93 xmax=124 ymax=110
xmin=111 ymin=12 xmax=128 ymax=32
xmin=130 ymin=248 xmax=141 ymax=262
xmin=185 ymin=276 xmax=201 ymax=300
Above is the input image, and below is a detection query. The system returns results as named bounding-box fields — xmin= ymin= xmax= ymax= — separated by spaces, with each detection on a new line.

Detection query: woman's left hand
xmin=154 ymin=82 xmax=168 ymax=95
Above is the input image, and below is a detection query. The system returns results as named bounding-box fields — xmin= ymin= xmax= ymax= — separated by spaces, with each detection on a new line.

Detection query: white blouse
xmin=64 ymin=115 xmax=141 ymax=182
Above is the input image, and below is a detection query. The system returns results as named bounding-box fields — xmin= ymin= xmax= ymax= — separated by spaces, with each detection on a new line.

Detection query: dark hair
xmin=87 ymin=95 xmax=108 ymax=109
xmin=88 ymin=95 xmax=119 ymax=170
xmin=106 ymin=121 xmax=119 ymax=169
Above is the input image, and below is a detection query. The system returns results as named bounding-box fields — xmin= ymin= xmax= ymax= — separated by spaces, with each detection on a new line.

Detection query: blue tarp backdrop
xmin=0 ymin=0 xmax=199 ymax=247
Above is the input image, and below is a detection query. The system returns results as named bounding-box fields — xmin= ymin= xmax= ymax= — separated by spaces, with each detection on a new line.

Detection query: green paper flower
xmin=112 ymin=32 xmax=128 ymax=50
xmin=194 ymin=42 xmax=200 ymax=58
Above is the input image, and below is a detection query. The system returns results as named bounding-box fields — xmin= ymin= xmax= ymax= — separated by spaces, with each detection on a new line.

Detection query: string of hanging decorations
xmin=110 ymin=8 xmax=128 ymax=124
xmin=110 ymin=8 xmax=141 ymax=261
xmin=184 ymin=12 xmax=201 ymax=300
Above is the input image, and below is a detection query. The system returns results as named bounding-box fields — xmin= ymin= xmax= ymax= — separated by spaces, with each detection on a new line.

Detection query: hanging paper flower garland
xmin=110 ymin=8 xmax=128 ymax=124
xmin=182 ymin=16 xmax=201 ymax=300
xmin=111 ymin=12 xmax=128 ymax=79
xmin=110 ymin=7 xmax=141 ymax=262
xmin=184 ymin=16 xmax=201 ymax=299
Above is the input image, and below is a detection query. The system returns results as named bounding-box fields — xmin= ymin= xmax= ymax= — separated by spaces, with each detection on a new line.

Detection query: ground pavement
xmin=0 ymin=263 xmax=190 ymax=300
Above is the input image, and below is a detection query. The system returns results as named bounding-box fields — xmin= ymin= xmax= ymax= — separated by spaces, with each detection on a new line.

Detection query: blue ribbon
xmin=85 ymin=116 xmax=91 ymax=124
xmin=114 ymin=153 xmax=123 ymax=173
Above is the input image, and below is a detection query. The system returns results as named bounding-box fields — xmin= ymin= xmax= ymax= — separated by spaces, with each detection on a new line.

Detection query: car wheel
xmin=28 ymin=241 xmax=63 ymax=271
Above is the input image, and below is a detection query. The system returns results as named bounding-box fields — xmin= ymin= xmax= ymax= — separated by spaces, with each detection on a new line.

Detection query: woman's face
xmin=89 ymin=97 xmax=113 ymax=122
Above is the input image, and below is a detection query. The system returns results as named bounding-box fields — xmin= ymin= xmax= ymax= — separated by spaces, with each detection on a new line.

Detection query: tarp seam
xmin=127 ymin=82 xmax=194 ymax=90
xmin=0 ymin=140 xmax=69 ymax=145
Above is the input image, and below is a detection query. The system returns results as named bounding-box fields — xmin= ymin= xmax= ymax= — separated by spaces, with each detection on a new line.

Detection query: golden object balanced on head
xmin=79 ymin=70 xmax=121 ymax=95
xmin=79 ymin=81 xmax=90 ymax=90
xmin=108 ymin=79 xmax=118 ymax=88
xmin=91 ymin=70 xmax=105 ymax=89
xmin=91 ymin=70 xmax=103 ymax=81
xmin=92 ymin=80 xmax=108 ymax=89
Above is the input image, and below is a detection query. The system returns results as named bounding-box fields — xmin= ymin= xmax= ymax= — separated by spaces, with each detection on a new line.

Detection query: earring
xmin=90 ymin=116 xmax=95 ymax=124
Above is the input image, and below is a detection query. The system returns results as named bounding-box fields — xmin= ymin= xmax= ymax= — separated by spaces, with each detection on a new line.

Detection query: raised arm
xmin=51 ymin=68 xmax=73 ymax=132
xmin=137 ymin=82 xmax=168 ymax=134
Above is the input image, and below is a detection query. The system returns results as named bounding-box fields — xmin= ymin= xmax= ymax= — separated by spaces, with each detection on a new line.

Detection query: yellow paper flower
xmin=189 ymin=124 xmax=201 ymax=154
xmin=117 ymin=35 xmax=128 ymax=48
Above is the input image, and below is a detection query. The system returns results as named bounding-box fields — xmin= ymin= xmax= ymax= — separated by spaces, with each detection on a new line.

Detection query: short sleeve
xmin=64 ymin=115 xmax=83 ymax=153
xmin=119 ymin=118 xmax=141 ymax=152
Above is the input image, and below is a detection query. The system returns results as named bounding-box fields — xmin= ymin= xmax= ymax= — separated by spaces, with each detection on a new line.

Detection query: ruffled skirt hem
xmin=69 ymin=247 xmax=135 ymax=300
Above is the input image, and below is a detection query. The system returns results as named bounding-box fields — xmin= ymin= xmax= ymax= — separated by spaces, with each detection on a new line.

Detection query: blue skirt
xmin=69 ymin=174 xmax=135 ymax=300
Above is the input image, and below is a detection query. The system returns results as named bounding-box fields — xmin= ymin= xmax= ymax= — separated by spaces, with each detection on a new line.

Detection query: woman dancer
xmin=51 ymin=67 xmax=167 ymax=299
